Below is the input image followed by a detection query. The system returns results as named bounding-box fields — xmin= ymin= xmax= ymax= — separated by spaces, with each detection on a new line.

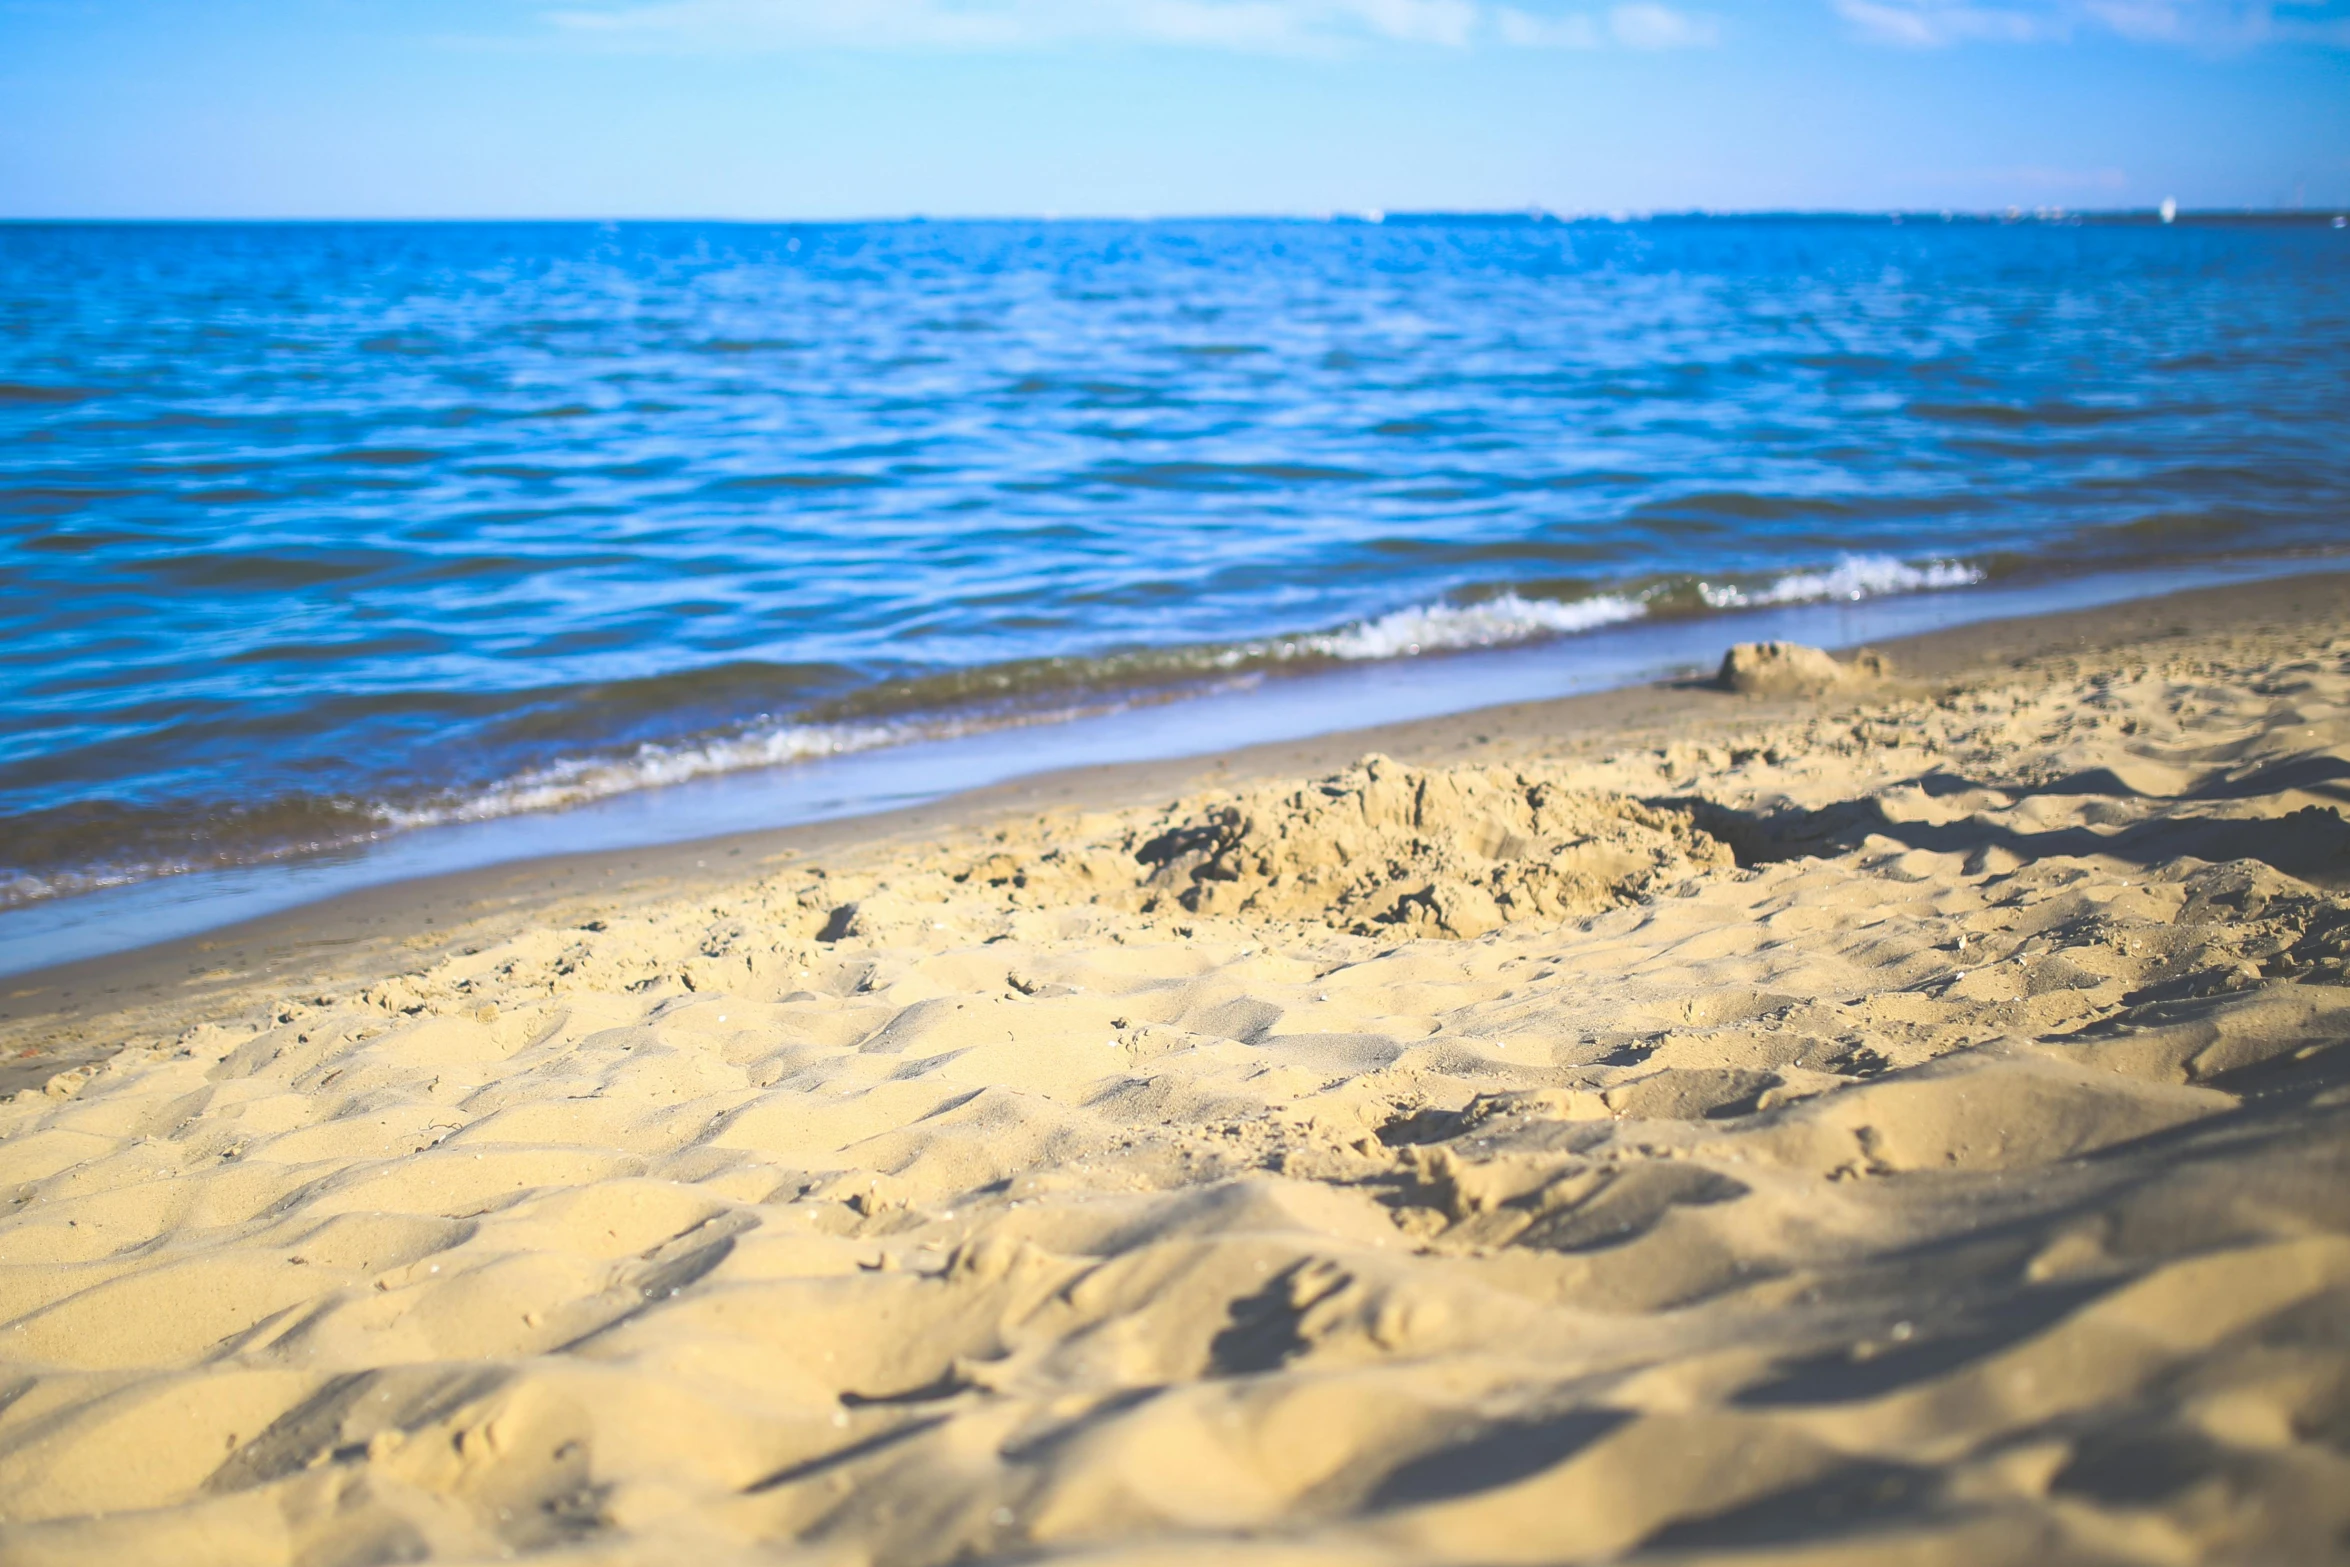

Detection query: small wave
xmin=0 ymin=382 xmax=98 ymax=405
xmin=387 ymin=682 xmax=1216 ymax=831
xmin=708 ymin=472 xmax=885 ymax=492
xmin=384 ymin=721 xmax=922 ymax=828
xmin=0 ymin=863 xmax=176 ymax=910
xmin=329 ymin=447 xmax=440 ymax=466
xmin=1696 ymin=554 xmax=1980 ymax=609
xmin=1092 ymin=461 xmax=1373 ymax=491
xmin=1910 ymin=400 xmax=2145 ymax=429
xmin=1304 ymin=590 xmax=1650 ymax=660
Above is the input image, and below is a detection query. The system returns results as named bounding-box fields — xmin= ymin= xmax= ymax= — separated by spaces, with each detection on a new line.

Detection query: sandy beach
xmin=3 ymin=571 xmax=2348 ymax=1566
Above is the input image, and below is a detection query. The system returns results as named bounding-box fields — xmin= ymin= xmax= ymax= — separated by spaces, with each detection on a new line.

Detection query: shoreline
xmin=7 ymin=566 xmax=2346 ymax=1081
xmin=2 ymin=554 xmax=2337 ymax=990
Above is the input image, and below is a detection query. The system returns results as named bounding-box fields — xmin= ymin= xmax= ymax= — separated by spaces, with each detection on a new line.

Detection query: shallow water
xmin=4 ymin=216 xmax=2347 ymax=910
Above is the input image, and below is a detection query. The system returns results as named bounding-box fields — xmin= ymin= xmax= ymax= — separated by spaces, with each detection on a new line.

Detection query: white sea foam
xmin=0 ymin=726 xmax=941 ymax=908
xmin=385 ymin=720 xmax=927 ymax=828
xmin=1303 ymin=590 xmax=1651 ymax=660
xmin=0 ymin=870 xmax=81 ymax=909
xmin=1697 ymin=553 xmax=1981 ymax=609
xmin=0 ymin=856 xmax=290 ymax=912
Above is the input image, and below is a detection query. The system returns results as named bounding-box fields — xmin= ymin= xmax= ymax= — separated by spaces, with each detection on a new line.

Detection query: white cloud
xmin=546 ymin=0 xmax=1723 ymax=52
xmin=1494 ymin=5 xmax=1604 ymax=43
xmin=1494 ymin=1 xmax=1720 ymax=44
xmin=1832 ymin=0 xmax=2043 ymax=42
xmin=551 ymin=0 xmax=1479 ymax=51
xmin=1609 ymin=1 xmax=1719 ymax=44
xmin=1833 ymin=0 xmax=2350 ymax=47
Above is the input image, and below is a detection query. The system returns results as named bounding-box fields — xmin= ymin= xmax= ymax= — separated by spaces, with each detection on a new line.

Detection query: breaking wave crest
xmin=1697 ymin=555 xmax=1983 ymax=609
xmin=1297 ymin=554 xmax=1980 ymax=658
xmin=384 ymin=720 xmax=922 ymax=828
xmin=1301 ymin=590 xmax=1649 ymax=659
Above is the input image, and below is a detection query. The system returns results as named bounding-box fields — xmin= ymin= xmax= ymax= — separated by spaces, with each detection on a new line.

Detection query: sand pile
xmin=1123 ymin=755 xmax=1733 ymax=936
xmin=1716 ymin=639 xmax=1891 ymax=696
xmin=798 ymin=755 xmax=1730 ymax=946
xmin=2 ymin=615 xmax=2349 ymax=1565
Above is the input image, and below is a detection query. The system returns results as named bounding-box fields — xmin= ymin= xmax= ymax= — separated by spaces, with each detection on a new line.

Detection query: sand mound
xmin=1125 ymin=755 xmax=1733 ymax=937
xmin=1718 ymin=640 xmax=1891 ymax=695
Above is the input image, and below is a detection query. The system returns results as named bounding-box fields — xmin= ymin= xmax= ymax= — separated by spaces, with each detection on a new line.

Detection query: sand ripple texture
xmin=4 ymin=625 xmax=2350 ymax=1564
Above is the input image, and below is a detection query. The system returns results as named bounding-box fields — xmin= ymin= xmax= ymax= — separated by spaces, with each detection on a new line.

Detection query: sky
xmin=1 ymin=0 xmax=2345 ymax=217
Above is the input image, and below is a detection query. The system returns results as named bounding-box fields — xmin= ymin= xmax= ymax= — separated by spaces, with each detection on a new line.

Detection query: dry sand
xmin=3 ymin=577 xmax=2349 ymax=1566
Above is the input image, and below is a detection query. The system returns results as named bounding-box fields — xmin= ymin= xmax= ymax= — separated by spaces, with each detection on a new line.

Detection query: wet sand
xmin=2 ymin=570 xmax=2347 ymax=1564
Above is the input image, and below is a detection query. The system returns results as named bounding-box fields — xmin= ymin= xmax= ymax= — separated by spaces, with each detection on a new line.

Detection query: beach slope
xmin=2 ymin=593 xmax=2348 ymax=1564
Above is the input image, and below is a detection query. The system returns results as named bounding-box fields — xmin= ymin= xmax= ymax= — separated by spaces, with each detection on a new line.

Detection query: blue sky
xmin=2 ymin=0 xmax=2344 ymax=217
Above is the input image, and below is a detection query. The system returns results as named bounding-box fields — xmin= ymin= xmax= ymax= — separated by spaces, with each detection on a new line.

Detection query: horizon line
xmin=4 ymin=206 xmax=2347 ymax=227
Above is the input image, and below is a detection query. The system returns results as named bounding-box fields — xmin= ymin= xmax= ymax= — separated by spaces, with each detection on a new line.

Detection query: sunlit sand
xmin=4 ymin=580 xmax=2347 ymax=1564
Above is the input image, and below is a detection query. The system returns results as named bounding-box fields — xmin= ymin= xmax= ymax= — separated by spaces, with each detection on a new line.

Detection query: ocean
xmin=4 ymin=215 xmax=2347 ymax=928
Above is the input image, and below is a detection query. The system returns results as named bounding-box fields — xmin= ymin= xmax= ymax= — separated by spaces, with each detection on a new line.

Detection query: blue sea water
xmin=3 ymin=215 xmax=2347 ymax=911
